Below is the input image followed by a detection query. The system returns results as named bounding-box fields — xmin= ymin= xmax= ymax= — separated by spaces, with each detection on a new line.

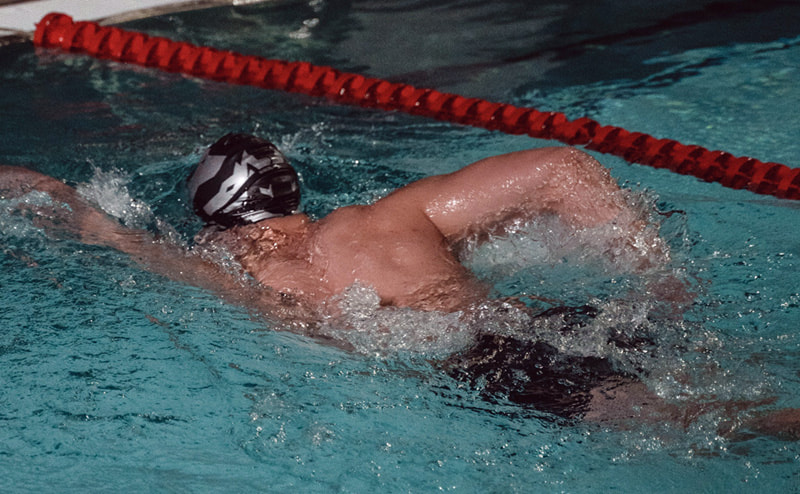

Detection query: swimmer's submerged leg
xmin=575 ymin=376 xmax=800 ymax=441
xmin=440 ymin=304 xmax=800 ymax=440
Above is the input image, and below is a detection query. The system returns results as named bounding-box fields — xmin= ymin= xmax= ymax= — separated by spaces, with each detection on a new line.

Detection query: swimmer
xmin=1 ymin=133 xmax=666 ymax=318
xmin=1 ymin=133 xmax=798 ymax=438
xmin=188 ymin=133 xmax=674 ymax=315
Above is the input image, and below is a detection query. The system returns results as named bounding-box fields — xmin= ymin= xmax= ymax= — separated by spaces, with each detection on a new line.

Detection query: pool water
xmin=2 ymin=1 xmax=799 ymax=492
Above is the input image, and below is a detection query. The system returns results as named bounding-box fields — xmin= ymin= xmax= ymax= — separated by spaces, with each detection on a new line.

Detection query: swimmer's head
xmin=187 ymin=133 xmax=301 ymax=228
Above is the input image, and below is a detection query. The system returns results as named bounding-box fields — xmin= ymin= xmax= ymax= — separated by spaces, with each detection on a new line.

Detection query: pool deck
xmin=0 ymin=0 xmax=262 ymax=35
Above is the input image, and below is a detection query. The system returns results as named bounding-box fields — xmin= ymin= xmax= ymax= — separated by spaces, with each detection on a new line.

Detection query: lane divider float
xmin=33 ymin=13 xmax=800 ymax=200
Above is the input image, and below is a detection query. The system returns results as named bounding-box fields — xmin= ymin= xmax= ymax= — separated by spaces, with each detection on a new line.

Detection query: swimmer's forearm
xmin=0 ymin=167 xmax=223 ymax=286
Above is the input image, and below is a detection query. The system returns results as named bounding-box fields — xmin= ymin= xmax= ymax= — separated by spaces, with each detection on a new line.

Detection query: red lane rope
xmin=33 ymin=13 xmax=800 ymax=200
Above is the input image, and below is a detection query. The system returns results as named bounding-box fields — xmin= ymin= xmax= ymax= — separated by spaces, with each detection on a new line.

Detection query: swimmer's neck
xmin=195 ymin=213 xmax=312 ymax=249
xmin=253 ymin=212 xmax=311 ymax=232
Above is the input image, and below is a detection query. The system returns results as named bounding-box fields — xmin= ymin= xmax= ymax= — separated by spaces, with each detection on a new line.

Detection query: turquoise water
xmin=2 ymin=1 xmax=799 ymax=492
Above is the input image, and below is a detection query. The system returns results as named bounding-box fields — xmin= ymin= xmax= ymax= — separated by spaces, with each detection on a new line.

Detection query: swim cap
xmin=187 ymin=133 xmax=301 ymax=228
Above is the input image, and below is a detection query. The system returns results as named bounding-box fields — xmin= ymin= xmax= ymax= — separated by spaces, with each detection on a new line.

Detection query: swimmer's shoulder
xmin=315 ymin=204 xmax=374 ymax=227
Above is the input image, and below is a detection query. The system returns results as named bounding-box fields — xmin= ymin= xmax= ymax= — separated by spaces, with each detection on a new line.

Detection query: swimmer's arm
xmin=382 ymin=147 xmax=668 ymax=269
xmin=0 ymin=165 xmax=236 ymax=290
xmin=111 ymin=233 xmax=315 ymax=325
xmin=1 ymin=165 xmax=312 ymax=323
xmin=0 ymin=165 xmax=161 ymax=254
xmin=418 ymin=147 xmax=628 ymax=235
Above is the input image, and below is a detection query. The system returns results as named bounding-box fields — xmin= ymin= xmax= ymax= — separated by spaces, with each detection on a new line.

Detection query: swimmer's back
xmin=311 ymin=203 xmax=487 ymax=310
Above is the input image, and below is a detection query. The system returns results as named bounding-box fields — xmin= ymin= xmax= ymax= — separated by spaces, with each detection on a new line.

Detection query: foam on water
xmin=466 ymin=189 xmax=674 ymax=276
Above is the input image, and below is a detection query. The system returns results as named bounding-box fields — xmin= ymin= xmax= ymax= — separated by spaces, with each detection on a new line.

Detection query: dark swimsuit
xmin=441 ymin=305 xmax=640 ymax=419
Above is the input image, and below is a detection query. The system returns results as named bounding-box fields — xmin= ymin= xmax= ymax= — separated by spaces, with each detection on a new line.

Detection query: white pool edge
xmin=0 ymin=0 xmax=271 ymax=37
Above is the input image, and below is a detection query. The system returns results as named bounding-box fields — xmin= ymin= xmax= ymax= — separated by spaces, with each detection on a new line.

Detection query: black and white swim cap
xmin=187 ymin=133 xmax=301 ymax=228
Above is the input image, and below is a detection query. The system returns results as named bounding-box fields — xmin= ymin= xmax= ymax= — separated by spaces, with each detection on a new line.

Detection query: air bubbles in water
xmin=0 ymin=190 xmax=55 ymax=240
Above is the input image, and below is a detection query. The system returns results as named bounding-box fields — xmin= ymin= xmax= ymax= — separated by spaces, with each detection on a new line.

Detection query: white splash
xmin=462 ymin=191 xmax=672 ymax=279
xmin=76 ymin=166 xmax=154 ymax=229
xmin=318 ymin=282 xmax=475 ymax=358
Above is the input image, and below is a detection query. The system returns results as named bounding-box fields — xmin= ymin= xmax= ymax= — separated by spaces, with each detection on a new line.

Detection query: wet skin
xmin=2 ymin=147 xmax=642 ymax=314
xmin=202 ymin=204 xmax=489 ymax=313
xmin=197 ymin=146 xmax=646 ymax=313
xmin=3 ymin=146 xmax=798 ymax=438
